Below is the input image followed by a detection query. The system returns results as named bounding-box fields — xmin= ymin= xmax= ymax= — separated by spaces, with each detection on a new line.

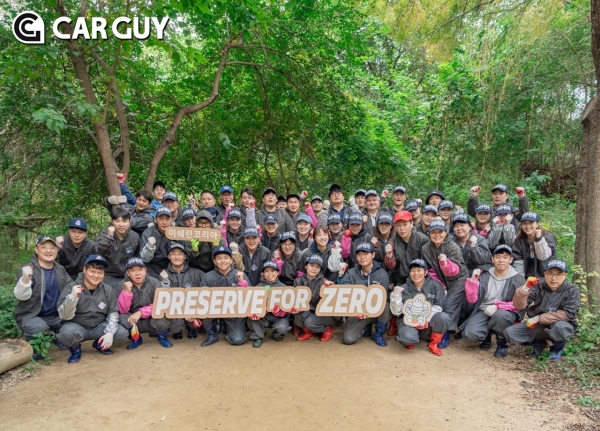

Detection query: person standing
xmin=56 ymin=218 xmax=97 ymax=281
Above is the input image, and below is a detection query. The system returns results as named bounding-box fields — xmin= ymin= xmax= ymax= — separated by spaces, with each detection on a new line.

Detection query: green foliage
xmin=0 ymin=285 xmax=21 ymax=339
xmin=28 ymin=331 xmax=56 ymax=362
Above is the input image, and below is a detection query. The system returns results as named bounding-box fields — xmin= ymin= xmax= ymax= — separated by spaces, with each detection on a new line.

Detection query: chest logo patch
xmin=98 ymin=302 xmax=106 ymax=310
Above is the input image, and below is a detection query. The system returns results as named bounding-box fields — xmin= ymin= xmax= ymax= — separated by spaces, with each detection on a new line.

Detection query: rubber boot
xmin=529 ymin=339 xmax=547 ymax=357
xmin=479 ymin=333 xmax=492 ymax=349
xmin=373 ymin=321 xmax=388 ymax=347
xmin=428 ymin=332 xmax=444 ymax=356
xmin=172 ymin=331 xmax=183 ymax=340
xmin=362 ymin=323 xmax=373 ymax=338
xmin=493 ymin=334 xmax=508 ymax=357
xmin=126 ymin=333 xmax=143 ymax=350
xmin=297 ymin=329 xmax=315 ymax=341
xmin=53 ymin=338 xmax=68 ymax=351
xmin=201 ymin=321 xmax=219 ymax=347
xmin=92 ymin=340 xmax=114 ymax=355
xmin=292 ymin=323 xmax=300 ymax=336
xmin=549 ymin=341 xmax=566 ymax=362
xmin=387 ymin=317 xmax=398 ymax=336
xmin=437 ymin=331 xmax=451 ymax=349
xmin=405 ymin=344 xmax=415 ymax=349
xmin=272 ymin=331 xmax=284 ymax=342
xmin=320 ymin=326 xmax=334 ymax=342
xmin=67 ymin=344 xmax=82 ymax=363
xmin=187 ymin=329 xmax=198 ymax=339
xmin=156 ymin=330 xmax=173 ymax=348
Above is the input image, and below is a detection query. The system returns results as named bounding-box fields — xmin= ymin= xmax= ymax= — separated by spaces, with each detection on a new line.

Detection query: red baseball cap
xmin=393 ymin=210 xmax=413 ymax=223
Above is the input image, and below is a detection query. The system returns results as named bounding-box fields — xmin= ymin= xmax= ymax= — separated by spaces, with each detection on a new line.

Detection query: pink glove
xmin=465 ymin=278 xmax=479 ymax=303
xmin=514 ymin=187 xmax=525 ymax=197
xmin=494 ymin=300 xmax=518 ymax=313
xmin=471 ymin=186 xmax=481 ymax=195
xmin=296 ymin=271 xmax=305 ymax=279
xmin=273 ymin=257 xmax=284 ymax=271
xmin=340 ymin=233 xmax=352 ymax=259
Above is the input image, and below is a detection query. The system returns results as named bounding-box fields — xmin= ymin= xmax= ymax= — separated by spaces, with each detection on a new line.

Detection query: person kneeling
xmin=248 ymin=261 xmax=292 ymax=347
xmin=391 ymin=259 xmax=450 ymax=356
xmin=116 ymin=258 xmax=179 ymax=349
xmin=460 ymin=245 xmax=525 ymax=357
xmin=503 ymin=259 xmax=579 ymax=362
xmin=56 ymin=255 xmax=128 ymax=363
xmin=338 ymin=242 xmax=390 ymax=347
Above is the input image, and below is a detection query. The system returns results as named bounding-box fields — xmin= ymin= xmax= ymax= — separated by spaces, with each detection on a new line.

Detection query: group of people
xmin=13 ymin=174 xmax=579 ymax=364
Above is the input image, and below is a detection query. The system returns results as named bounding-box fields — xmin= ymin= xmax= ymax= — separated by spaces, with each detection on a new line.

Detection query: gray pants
xmin=295 ymin=311 xmax=335 ymax=334
xmin=504 ymin=321 xmax=575 ymax=345
xmin=445 ymin=291 xmax=465 ymax=331
xmin=248 ymin=313 xmax=291 ymax=340
xmin=103 ymin=275 xmax=124 ymax=290
xmin=119 ymin=314 xmax=174 ymax=333
xmin=170 ymin=319 xmax=187 ymax=333
xmin=21 ymin=315 xmax=62 ymax=341
xmin=461 ymin=310 xmax=517 ymax=342
xmin=223 ymin=318 xmax=247 ymax=345
xmin=57 ymin=322 xmax=128 ymax=348
xmin=342 ymin=304 xmax=392 ymax=345
xmin=396 ymin=312 xmax=450 ymax=346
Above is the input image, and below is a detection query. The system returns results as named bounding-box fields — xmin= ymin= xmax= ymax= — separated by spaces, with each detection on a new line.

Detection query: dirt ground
xmin=0 ymin=329 xmax=596 ymax=431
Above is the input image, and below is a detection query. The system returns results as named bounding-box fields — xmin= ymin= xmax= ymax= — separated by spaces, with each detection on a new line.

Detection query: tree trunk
xmin=577 ymin=95 xmax=600 ymax=309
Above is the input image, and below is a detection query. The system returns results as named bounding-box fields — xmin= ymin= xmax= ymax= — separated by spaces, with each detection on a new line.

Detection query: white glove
xmin=323 ymin=200 xmax=330 ymax=210
xmin=351 ymin=204 xmax=360 ymax=213
xmin=469 ymin=236 xmax=477 ymax=247
xmin=20 ymin=266 xmax=33 ymax=285
xmin=484 ymin=305 xmax=498 ymax=317
xmin=107 ymin=195 xmax=120 ymax=205
xmin=371 ymin=237 xmax=379 ymax=247
xmin=505 ymin=214 xmax=513 ymax=224
xmin=348 ymin=197 xmax=356 ymax=206
xmin=385 ymin=244 xmax=393 ymax=258
xmin=428 ymin=305 xmax=443 ymax=322
xmin=160 ymin=270 xmax=169 ymax=282
xmin=328 ymin=243 xmax=341 ymax=272
xmin=471 ymin=269 xmax=481 ymax=280
xmin=470 ymin=186 xmax=481 ymax=195
xmin=390 ymin=286 xmax=405 ymax=316
xmin=107 ymin=226 xmax=115 ymax=236
xmin=438 ymin=254 xmax=447 ymax=264
xmin=362 ymin=215 xmax=368 ymax=224
xmin=56 ymin=236 xmax=65 ymax=247
xmin=147 ymin=237 xmax=156 ymax=248
xmin=339 ymin=262 xmax=348 ymax=276
xmin=147 ymin=222 xmax=154 ymax=228
xmin=230 ymin=242 xmax=239 ymax=255
xmin=98 ymin=332 xmax=113 ymax=350
xmin=492 ymin=216 xmax=500 ymax=225
xmin=71 ymin=285 xmax=83 ymax=298
xmin=381 ymin=190 xmax=389 ymax=198
xmin=300 ymin=190 xmax=309 ymax=200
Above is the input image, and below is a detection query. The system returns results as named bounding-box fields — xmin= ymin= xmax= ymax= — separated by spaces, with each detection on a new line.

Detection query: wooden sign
xmin=151 ymin=287 xmax=311 ymax=318
xmin=402 ymin=293 xmax=433 ymax=327
xmin=315 ymin=284 xmax=387 ymax=317
xmin=165 ymin=227 xmax=221 ymax=242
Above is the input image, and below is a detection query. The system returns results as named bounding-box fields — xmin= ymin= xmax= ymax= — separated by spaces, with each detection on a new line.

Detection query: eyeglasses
xmin=197 ymin=222 xmax=211 ymax=227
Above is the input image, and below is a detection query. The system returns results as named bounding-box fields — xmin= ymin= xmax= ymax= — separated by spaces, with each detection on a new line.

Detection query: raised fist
xmin=385 ymin=243 xmax=393 ymax=257
xmin=514 ymin=187 xmax=525 ymax=197
xmin=147 ymin=222 xmax=154 ymax=228
xmin=20 ymin=266 xmax=33 ymax=284
xmin=273 ymin=250 xmax=281 ymax=261
xmin=469 ymin=236 xmax=477 ymax=247
xmin=525 ymin=277 xmax=539 ymax=288
xmin=472 ymin=269 xmax=481 ymax=280
xmin=505 ymin=214 xmax=513 ymax=224
xmin=416 ymin=198 xmax=422 ymax=206
xmin=147 ymin=237 xmax=156 ymax=247
xmin=190 ymin=239 xmax=199 ymax=252
xmin=71 ymin=285 xmax=83 ymax=298
xmin=471 ymin=186 xmax=481 ymax=195
xmin=339 ymin=263 xmax=348 ymax=276
xmin=116 ymin=173 xmax=127 ymax=183
xmin=123 ymin=281 xmax=133 ymax=293
xmin=344 ymin=229 xmax=351 ymax=238
xmin=236 ymin=272 xmax=245 ymax=283
xmin=229 ymin=242 xmax=239 ymax=255
xmin=160 ymin=270 xmax=169 ymax=282
xmin=304 ymin=202 xmax=311 ymax=210
xmin=371 ymin=237 xmax=379 ymax=247
xmin=483 ymin=223 xmax=491 ymax=233
xmin=228 ymin=203 xmax=235 ymax=210
xmin=323 ymin=200 xmax=330 ymax=210
xmin=438 ymin=254 xmax=447 ymax=264
xmin=56 ymin=236 xmax=65 ymax=247
xmin=107 ymin=226 xmax=115 ymax=236
xmin=362 ymin=215 xmax=368 ymax=224
xmin=484 ymin=305 xmax=497 ymax=317
xmin=348 ymin=197 xmax=356 ymax=207
xmin=535 ymin=227 xmax=542 ymax=239
xmin=381 ymin=190 xmax=389 ymax=198
xmin=333 ymin=241 xmax=340 ymax=249
xmin=192 ymin=318 xmax=202 ymax=328
xmin=323 ymin=280 xmax=334 ymax=287
xmin=300 ymin=190 xmax=309 ymax=200
xmin=290 ymin=307 xmax=299 ymax=314
xmin=526 ymin=315 xmax=539 ymax=328
xmin=492 ymin=216 xmax=500 ymax=225
xmin=273 ymin=305 xmax=281 ymax=314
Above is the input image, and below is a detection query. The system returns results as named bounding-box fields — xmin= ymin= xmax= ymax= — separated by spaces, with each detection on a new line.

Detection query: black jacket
xmin=421 ymin=236 xmax=468 ymax=295
xmin=57 ymin=237 xmax=97 ymax=280
xmin=239 ymin=243 xmax=272 ymax=286
xmin=96 ymin=228 xmax=140 ymax=278
xmin=390 ymin=229 xmax=429 ymax=286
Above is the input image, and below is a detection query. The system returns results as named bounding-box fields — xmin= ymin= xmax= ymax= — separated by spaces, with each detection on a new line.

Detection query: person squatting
xmin=13 ymin=176 xmax=578 ymax=364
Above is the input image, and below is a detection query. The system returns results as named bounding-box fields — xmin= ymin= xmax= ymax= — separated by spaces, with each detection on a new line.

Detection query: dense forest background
xmin=0 ymin=0 xmax=591 ymax=274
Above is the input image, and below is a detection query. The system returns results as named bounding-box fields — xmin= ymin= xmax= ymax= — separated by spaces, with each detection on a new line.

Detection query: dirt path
xmin=0 ymin=330 xmax=594 ymax=430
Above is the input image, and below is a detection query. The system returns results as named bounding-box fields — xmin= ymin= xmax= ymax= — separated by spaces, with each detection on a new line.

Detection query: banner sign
xmin=315 ymin=284 xmax=387 ymax=317
xmin=164 ymin=227 xmax=221 ymax=242
xmin=151 ymin=287 xmax=311 ymax=318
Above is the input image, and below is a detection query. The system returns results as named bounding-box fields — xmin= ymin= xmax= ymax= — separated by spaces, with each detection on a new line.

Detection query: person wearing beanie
xmin=338 ymin=242 xmax=391 ymax=347
xmin=57 ymin=255 xmax=128 ymax=363
xmin=416 ymin=205 xmax=438 ymax=235
xmin=158 ymin=243 xmax=205 ymax=340
xmin=249 ymin=261 xmax=292 ymax=347
xmin=471 ymin=203 xmax=493 ymax=238
xmin=273 ymin=231 xmax=304 ymax=286
xmin=512 ymin=211 xmax=557 ymax=279
xmin=460 ymin=245 xmax=525 ymax=357
xmin=420 ymin=219 xmax=468 ymax=349
xmin=467 ymin=184 xmax=529 ymax=229
xmin=504 ymin=259 xmax=580 ymax=362
xmin=116 ymin=257 xmax=180 ymax=350
xmin=96 ymin=207 xmax=141 ymax=288
xmin=450 ymin=213 xmax=491 ymax=276
xmin=56 ymin=218 xmax=97 ymax=281
xmin=487 ymin=204 xmax=517 ymax=249
xmin=294 ymin=254 xmax=335 ymax=342
xmin=239 ymin=227 xmax=272 ymax=286
xmin=391 ymin=259 xmax=450 ymax=356
xmin=198 ymin=246 xmax=252 ymax=347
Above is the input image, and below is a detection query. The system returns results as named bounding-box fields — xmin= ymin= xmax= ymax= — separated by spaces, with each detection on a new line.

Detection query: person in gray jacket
xmin=450 ymin=212 xmax=491 ymax=276
xmin=460 ymin=245 xmax=526 ymax=357
xmin=239 ymin=227 xmax=272 ymax=286
xmin=310 ymin=195 xmax=329 ymax=226
xmin=159 ymin=243 xmax=205 ymax=340
xmin=274 ymin=231 xmax=304 ymax=285
xmin=504 ymin=259 xmax=580 ymax=362
xmin=300 ymin=226 xmax=338 ymax=282
xmin=421 ymin=219 xmax=468 ymax=349
xmin=393 ymin=259 xmax=450 ymax=356
xmin=14 ymin=236 xmax=71 ymax=358
xmin=56 ymin=218 xmax=97 ymax=280
xmin=116 ymin=258 xmax=178 ymax=349
xmin=512 ymin=211 xmax=556 ymax=279
xmin=256 ymin=187 xmax=295 ymax=235
xmin=56 ymin=255 xmax=128 ymax=363
xmin=389 ymin=211 xmax=429 ymax=287
xmin=96 ymin=207 xmax=140 ymax=288
xmin=140 ymin=207 xmax=174 ymax=278
xmin=338 ymin=242 xmax=391 ymax=347
xmin=467 ymin=183 xmax=529 ymax=228
xmin=199 ymin=246 xmax=252 ymax=347
xmin=104 ymin=189 xmax=155 ymax=236
xmin=486 ymin=204 xmax=517 ymax=249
